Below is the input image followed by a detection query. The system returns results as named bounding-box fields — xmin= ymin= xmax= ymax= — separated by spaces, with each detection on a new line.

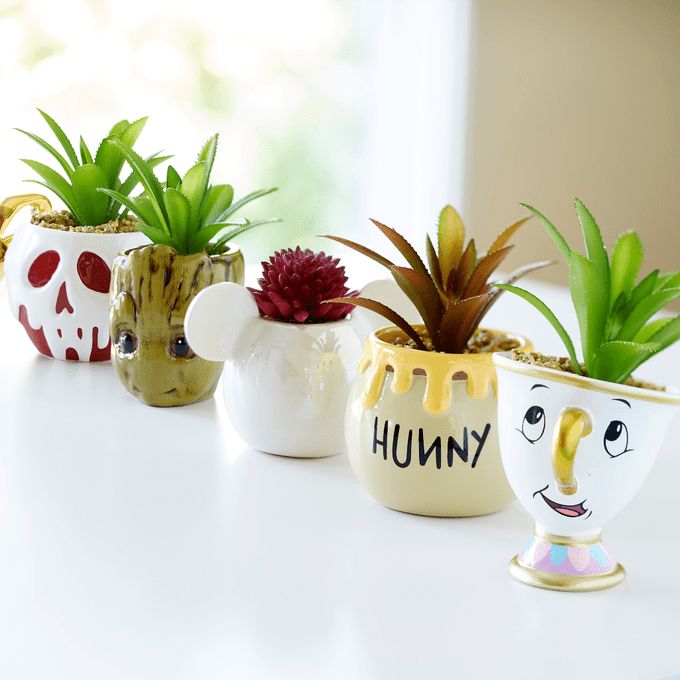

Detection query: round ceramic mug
xmin=493 ymin=352 xmax=680 ymax=590
xmin=2 ymin=194 xmax=147 ymax=362
xmin=185 ymin=281 xmax=363 ymax=456
xmin=345 ymin=325 xmax=532 ymax=517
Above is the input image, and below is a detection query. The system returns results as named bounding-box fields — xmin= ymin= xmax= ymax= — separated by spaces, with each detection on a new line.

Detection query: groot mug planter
xmin=496 ymin=198 xmax=680 ymax=590
xmin=102 ymin=133 xmax=276 ymax=407
xmin=110 ymin=243 xmax=244 ymax=406
xmin=2 ymin=112 xmax=162 ymax=361
xmin=328 ymin=204 xmax=549 ymax=516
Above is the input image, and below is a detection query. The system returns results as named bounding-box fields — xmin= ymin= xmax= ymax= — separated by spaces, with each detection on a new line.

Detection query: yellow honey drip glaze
xmin=358 ymin=325 xmax=532 ymax=415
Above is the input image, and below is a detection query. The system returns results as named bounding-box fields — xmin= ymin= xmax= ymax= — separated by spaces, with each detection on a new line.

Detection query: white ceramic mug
xmin=2 ymin=195 xmax=146 ymax=362
xmin=185 ymin=282 xmax=364 ymax=457
xmin=493 ymin=352 xmax=680 ymax=590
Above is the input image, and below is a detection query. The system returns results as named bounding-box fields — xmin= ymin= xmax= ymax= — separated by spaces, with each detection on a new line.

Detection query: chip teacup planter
xmin=104 ymin=133 xmax=276 ymax=407
xmin=2 ymin=112 xmax=161 ymax=361
xmin=493 ymin=353 xmax=680 ymax=591
xmin=185 ymin=248 xmax=363 ymax=456
xmin=495 ymin=198 xmax=680 ymax=590
xmin=327 ymin=204 xmax=549 ymax=516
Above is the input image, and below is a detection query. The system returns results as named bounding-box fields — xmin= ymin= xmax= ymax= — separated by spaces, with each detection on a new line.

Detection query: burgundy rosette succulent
xmin=248 ymin=247 xmax=357 ymax=323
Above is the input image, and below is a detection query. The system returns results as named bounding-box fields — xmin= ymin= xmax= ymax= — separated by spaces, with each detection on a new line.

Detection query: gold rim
xmin=534 ymin=525 xmax=601 ymax=547
xmin=371 ymin=326 xmax=532 ymax=370
xmin=509 ymin=555 xmax=625 ymax=592
xmin=493 ymin=353 xmax=680 ymax=406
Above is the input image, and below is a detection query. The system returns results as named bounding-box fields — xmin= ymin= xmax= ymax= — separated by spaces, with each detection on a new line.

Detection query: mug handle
xmin=0 ymin=194 xmax=52 ymax=279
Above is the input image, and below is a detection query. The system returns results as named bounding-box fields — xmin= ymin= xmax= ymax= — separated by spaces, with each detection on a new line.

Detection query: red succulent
xmin=248 ymin=247 xmax=357 ymax=323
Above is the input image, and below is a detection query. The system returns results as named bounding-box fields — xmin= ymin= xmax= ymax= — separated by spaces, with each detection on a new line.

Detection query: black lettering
xmin=447 ymin=428 xmax=468 ymax=467
xmin=419 ymin=429 xmax=442 ymax=469
xmin=373 ymin=417 xmax=389 ymax=460
xmin=392 ymin=426 xmax=412 ymax=468
xmin=471 ymin=423 xmax=492 ymax=468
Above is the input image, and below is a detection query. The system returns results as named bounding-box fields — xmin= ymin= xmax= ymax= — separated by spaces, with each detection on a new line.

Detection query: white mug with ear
xmin=184 ymin=279 xmax=414 ymax=458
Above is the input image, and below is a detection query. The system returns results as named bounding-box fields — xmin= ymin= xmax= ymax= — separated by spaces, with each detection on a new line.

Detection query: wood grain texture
xmin=110 ymin=243 xmax=245 ymax=407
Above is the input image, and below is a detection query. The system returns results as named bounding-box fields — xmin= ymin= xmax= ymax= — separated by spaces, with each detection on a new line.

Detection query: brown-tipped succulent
xmin=325 ymin=205 xmax=551 ymax=353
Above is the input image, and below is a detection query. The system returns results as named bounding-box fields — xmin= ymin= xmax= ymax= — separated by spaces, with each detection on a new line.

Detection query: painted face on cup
xmin=496 ymin=370 xmax=674 ymax=537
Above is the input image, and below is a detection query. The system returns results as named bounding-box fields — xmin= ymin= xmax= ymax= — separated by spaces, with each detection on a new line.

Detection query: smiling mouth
xmin=533 ymin=487 xmax=588 ymax=518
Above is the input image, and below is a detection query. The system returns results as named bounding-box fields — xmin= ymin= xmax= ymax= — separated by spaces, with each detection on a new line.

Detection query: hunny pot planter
xmin=345 ymin=325 xmax=532 ymax=517
xmin=109 ymin=243 xmax=244 ymax=407
xmin=493 ymin=353 xmax=680 ymax=591
xmin=1 ymin=194 xmax=146 ymax=361
xmin=185 ymin=281 xmax=363 ymax=457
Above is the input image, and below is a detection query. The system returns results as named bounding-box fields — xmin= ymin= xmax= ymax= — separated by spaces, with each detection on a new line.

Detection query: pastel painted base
xmin=509 ymin=534 xmax=625 ymax=591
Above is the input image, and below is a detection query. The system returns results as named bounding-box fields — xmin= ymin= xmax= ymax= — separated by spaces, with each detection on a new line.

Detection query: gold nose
xmin=551 ymin=407 xmax=592 ymax=496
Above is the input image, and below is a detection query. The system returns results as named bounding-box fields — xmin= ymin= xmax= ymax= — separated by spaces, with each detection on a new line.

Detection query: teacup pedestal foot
xmin=508 ymin=528 xmax=626 ymax=592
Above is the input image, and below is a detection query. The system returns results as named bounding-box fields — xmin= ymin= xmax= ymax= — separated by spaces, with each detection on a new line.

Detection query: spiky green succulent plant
xmin=497 ymin=198 xmax=680 ymax=383
xmin=100 ymin=134 xmax=278 ymax=255
xmin=17 ymin=110 xmax=169 ymax=226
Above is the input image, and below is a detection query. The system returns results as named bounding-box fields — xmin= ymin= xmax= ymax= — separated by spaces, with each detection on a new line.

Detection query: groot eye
xmin=604 ymin=420 xmax=631 ymax=457
xmin=520 ymin=405 xmax=545 ymax=444
xmin=116 ymin=330 xmax=138 ymax=356
xmin=169 ymin=335 xmax=194 ymax=359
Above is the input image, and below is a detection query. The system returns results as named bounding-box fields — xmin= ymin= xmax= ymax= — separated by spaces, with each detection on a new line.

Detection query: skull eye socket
xmin=27 ymin=250 xmax=60 ymax=287
xmin=520 ymin=405 xmax=546 ymax=444
xmin=604 ymin=420 xmax=631 ymax=457
xmin=169 ymin=335 xmax=194 ymax=359
xmin=77 ymin=251 xmax=111 ymax=294
xmin=116 ymin=330 xmax=138 ymax=356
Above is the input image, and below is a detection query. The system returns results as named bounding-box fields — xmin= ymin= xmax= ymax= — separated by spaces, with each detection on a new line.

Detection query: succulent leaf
xmin=333 ymin=296 xmax=426 ymax=350
xmin=437 ymin=204 xmax=465 ymax=285
xmin=71 ymin=164 xmax=109 ymax=226
xmin=487 ymin=216 xmax=531 ymax=254
xmin=18 ymin=110 xmax=162 ymax=226
xmin=249 ymin=248 xmax=357 ymax=324
xmin=37 ymin=109 xmax=79 ymax=167
xmin=610 ymin=231 xmax=643 ymax=305
xmin=520 ymin=203 xmax=571 ymax=263
xmin=496 ymin=283 xmax=583 ymax=375
xmin=370 ymin=218 xmax=430 ymax=277
xmin=389 ymin=265 xmax=443 ymax=342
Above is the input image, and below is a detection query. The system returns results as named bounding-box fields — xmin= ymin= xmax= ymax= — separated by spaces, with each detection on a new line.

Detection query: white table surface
xmin=0 ymin=273 xmax=679 ymax=680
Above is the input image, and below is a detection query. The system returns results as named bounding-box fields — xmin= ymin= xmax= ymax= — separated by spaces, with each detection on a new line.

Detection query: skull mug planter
xmin=109 ymin=243 xmax=245 ymax=407
xmin=493 ymin=353 xmax=680 ymax=591
xmin=1 ymin=194 xmax=147 ymax=362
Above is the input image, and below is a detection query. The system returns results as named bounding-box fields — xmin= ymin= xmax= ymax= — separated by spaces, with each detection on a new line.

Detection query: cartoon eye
xmin=520 ymin=405 xmax=546 ymax=443
xmin=116 ymin=330 xmax=138 ymax=356
xmin=604 ymin=420 xmax=631 ymax=457
xmin=28 ymin=250 xmax=60 ymax=287
xmin=169 ymin=335 xmax=194 ymax=359
xmin=77 ymin=251 xmax=111 ymax=294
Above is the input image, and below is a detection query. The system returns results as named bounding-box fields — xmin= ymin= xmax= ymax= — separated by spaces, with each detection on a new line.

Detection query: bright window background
xmin=0 ymin=0 xmax=471 ymax=276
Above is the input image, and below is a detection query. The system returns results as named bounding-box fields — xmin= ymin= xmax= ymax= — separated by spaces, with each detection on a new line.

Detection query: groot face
xmin=110 ymin=244 xmax=243 ymax=407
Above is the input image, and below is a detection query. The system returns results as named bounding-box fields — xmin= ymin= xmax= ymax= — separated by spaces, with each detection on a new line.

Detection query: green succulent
xmin=17 ymin=109 xmax=169 ymax=226
xmin=497 ymin=198 xmax=680 ymax=383
xmin=100 ymin=134 xmax=278 ymax=255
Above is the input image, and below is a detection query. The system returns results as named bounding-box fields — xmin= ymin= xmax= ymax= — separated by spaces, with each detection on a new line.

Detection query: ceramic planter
xmin=345 ymin=325 xmax=532 ymax=517
xmin=109 ymin=243 xmax=245 ymax=407
xmin=493 ymin=353 xmax=680 ymax=591
xmin=184 ymin=282 xmax=363 ymax=456
xmin=1 ymin=194 xmax=146 ymax=362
